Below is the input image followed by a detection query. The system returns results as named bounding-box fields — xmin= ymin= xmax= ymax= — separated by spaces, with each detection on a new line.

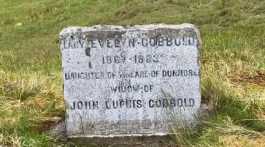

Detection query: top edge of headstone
xmin=60 ymin=23 xmax=199 ymax=36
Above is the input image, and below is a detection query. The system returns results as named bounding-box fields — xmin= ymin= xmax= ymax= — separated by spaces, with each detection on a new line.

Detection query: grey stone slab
xmin=59 ymin=24 xmax=202 ymax=138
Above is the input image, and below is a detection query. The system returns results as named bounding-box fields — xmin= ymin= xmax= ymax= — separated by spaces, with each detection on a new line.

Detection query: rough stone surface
xmin=69 ymin=135 xmax=177 ymax=147
xmin=59 ymin=24 xmax=201 ymax=138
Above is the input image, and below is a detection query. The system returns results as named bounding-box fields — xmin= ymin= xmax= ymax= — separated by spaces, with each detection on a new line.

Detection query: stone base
xmin=69 ymin=135 xmax=177 ymax=147
xmin=48 ymin=122 xmax=176 ymax=146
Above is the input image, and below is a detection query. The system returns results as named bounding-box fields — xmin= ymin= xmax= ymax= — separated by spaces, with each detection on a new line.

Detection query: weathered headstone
xmin=59 ymin=24 xmax=201 ymax=139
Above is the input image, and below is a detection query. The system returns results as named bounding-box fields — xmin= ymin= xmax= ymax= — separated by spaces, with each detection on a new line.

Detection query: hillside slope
xmin=0 ymin=0 xmax=265 ymax=146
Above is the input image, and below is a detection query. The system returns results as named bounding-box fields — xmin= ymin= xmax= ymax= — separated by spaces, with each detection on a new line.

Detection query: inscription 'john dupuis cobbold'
xmin=60 ymin=24 xmax=201 ymax=137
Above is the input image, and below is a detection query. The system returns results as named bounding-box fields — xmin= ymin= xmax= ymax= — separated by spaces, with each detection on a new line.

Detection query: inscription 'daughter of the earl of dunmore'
xmin=59 ymin=24 xmax=201 ymax=137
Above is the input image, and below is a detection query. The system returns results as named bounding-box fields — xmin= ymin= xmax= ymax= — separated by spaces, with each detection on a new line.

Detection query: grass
xmin=0 ymin=0 xmax=265 ymax=146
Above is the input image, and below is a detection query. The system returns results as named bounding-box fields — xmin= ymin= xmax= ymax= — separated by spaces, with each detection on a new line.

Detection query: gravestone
xmin=59 ymin=24 xmax=201 ymax=141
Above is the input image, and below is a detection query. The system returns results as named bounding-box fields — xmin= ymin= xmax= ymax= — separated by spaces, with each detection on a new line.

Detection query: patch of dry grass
xmin=0 ymin=71 xmax=64 ymax=146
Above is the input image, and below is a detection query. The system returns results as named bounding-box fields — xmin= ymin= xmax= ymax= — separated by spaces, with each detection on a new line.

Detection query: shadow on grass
xmin=202 ymin=76 xmax=265 ymax=132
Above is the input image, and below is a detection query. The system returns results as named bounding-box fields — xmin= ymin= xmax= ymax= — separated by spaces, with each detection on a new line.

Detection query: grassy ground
xmin=0 ymin=0 xmax=265 ymax=146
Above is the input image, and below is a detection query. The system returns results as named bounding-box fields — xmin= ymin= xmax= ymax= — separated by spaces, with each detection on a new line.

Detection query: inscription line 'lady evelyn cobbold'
xmin=61 ymin=35 xmax=197 ymax=49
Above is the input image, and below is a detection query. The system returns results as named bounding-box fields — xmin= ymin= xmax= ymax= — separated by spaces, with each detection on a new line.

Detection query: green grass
xmin=0 ymin=0 xmax=265 ymax=146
